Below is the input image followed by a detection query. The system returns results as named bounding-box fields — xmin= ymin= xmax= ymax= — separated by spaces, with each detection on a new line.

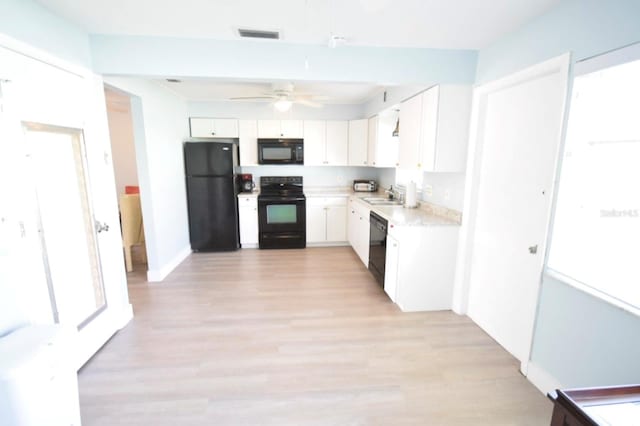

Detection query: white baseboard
xmin=306 ymin=242 xmax=350 ymax=247
xmin=147 ymin=246 xmax=191 ymax=282
xmin=526 ymin=361 xmax=562 ymax=395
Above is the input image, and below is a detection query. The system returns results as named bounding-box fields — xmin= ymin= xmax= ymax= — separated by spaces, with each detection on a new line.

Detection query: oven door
xmin=258 ymin=196 xmax=306 ymax=248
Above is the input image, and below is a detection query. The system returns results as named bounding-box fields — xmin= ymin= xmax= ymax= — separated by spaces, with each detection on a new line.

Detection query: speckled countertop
xmin=238 ymin=186 xmax=461 ymax=226
xmin=307 ymin=187 xmax=462 ymax=227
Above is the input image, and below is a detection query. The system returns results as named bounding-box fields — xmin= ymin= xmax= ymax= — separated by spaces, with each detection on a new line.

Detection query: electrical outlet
xmin=444 ymin=189 xmax=451 ymax=201
xmin=424 ymin=184 xmax=433 ymax=197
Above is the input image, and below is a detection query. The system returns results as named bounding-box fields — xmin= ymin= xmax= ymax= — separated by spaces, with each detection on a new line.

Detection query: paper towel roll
xmin=405 ymin=181 xmax=417 ymax=208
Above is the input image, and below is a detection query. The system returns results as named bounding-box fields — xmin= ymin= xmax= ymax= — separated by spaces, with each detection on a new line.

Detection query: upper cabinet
xmin=257 ymin=119 xmax=303 ymax=138
xmin=398 ymin=85 xmax=472 ymax=172
xmin=347 ymin=119 xmax=368 ymax=166
xmin=303 ymin=120 xmax=348 ymax=166
xmin=367 ymin=110 xmax=399 ymax=168
xmin=238 ymin=119 xmax=258 ymax=166
xmin=190 ymin=117 xmax=239 ymax=138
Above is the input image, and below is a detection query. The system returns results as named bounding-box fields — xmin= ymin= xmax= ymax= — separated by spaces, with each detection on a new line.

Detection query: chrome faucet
xmin=385 ymin=185 xmax=404 ymax=203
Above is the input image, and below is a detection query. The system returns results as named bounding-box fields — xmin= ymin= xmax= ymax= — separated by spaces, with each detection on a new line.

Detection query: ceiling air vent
xmin=238 ymin=28 xmax=280 ymax=40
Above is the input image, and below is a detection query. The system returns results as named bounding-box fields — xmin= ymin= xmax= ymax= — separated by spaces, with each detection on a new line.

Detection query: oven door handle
xmin=258 ymin=196 xmax=306 ymax=203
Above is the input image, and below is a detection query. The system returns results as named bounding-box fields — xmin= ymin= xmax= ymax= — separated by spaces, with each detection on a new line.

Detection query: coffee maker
xmin=240 ymin=173 xmax=255 ymax=192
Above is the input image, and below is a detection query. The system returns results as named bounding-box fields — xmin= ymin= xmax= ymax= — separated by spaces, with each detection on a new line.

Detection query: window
xmin=547 ymin=53 xmax=640 ymax=311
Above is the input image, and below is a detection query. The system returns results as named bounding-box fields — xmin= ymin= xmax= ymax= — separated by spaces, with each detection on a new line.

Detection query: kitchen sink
xmin=362 ymin=197 xmax=404 ymax=206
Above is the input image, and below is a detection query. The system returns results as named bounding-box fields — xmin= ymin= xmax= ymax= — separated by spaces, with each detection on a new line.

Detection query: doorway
xmin=455 ymin=54 xmax=571 ymax=371
xmin=104 ymin=87 xmax=148 ymax=275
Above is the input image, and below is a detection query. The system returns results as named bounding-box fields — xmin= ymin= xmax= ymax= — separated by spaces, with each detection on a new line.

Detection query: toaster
xmin=353 ymin=180 xmax=378 ymax=192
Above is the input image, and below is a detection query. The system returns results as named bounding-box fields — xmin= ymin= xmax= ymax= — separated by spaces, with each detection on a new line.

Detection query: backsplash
xmin=240 ymin=166 xmax=395 ymax=189
xmin=420 ymin=172 xmax=465 ymax=211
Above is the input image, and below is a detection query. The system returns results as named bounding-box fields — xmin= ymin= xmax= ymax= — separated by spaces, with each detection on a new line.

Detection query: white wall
xmin=362 ymin=85 xmax=428 ymax=118
xmin=105 ymin=90 xmax=138 ymax=196
xmin=104 ymin=78 xmax=190 ymax=282
xmin=0 ymin=0 xmax=92 ymax=68
xmin=421 ymin=172 xmax=465 ymax=211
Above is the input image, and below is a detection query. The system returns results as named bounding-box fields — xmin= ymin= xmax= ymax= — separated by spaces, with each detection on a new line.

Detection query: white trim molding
xmin=147 ymin=246 xmax=191 ymax=282
xmin=526 ymin=361 xmax=563 ymax=396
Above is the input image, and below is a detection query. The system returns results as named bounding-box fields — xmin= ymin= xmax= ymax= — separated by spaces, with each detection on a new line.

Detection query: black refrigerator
xmin=184 ymin=140 xmax=240 ymax=251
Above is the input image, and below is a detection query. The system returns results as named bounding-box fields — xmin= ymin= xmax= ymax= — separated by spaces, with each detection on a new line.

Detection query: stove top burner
xmin=259 ymin=176 xmax=304 ymax=197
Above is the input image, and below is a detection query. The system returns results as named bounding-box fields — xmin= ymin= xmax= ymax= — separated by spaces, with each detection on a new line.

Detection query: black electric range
xmin=257 ymin=176 xmax=306 ymax=249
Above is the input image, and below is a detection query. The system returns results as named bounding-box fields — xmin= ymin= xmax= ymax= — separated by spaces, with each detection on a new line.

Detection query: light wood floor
xmin=79 ymin=247 xmax=551 ymax=425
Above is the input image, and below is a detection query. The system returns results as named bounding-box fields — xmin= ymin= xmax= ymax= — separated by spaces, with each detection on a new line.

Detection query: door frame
xmin=452 ymin=53 xmax=572 ymax=372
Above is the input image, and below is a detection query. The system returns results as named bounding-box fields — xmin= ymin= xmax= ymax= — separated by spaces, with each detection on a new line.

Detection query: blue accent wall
xmin=90 ymin=35 xmax=477 ymax=85
xmin=0 ymin=0 xmax=91 ymax=67
xmin=476 ymin=0 xmax=640 ymax=83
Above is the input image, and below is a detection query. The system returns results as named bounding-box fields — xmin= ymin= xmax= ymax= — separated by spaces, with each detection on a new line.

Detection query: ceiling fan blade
xmin=229 ymin=96 xmax=276 ymax=100
xmin=295 ymin=99 xmax=323 ymax=108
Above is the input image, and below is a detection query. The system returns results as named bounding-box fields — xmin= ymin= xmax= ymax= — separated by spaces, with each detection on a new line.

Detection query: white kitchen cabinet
xmin=398 ymin=93 xmax=423 ymax=169
xmin=238 ymin=119 xmax=258 ymax=166
xmin=189 ymin=118 xmax=239 ymax=138
xmin=302 ymin=120 xmax=326 ymax=166
xmin=348 ymin=197 xmax=371 ymax=266
xmin=238 ymin=195 xmax=258 ymax=247
xmin=384 ymin=234 xmax=399 ymax=303
xmin=326 ymin=203 xmax=347 ymax=242
xmin=348 ymin=119 xmax=369 ymax=166
xmin=306 ymin=199 xmax=327 ymax=242
xmin=325 ymin=121 xmax=348 ymax=166
xmin=306 ymin=196 xmax=348 ymax=244
xmin=398 ymin=85 xmax=471 ymax=172
xmin=257 ymin=119 xmax=303 ymax=138
xmin=385 ymin=223 xmax=458 ymax=311
xmin=303 ymin=120 xmax=348 ymax=166
xmin=367 ymin=111 xmax=399 ymax=168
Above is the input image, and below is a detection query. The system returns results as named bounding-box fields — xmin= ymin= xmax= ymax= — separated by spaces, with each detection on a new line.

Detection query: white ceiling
xmin=154 ymin=79 xmax=384 ymax=104
xmin=36 ymin=0 xmax=559 ymax=49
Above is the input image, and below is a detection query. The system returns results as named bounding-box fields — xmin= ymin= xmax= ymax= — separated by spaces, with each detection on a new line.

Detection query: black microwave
xmin=258 ymin=138 xmax=304 ymax=165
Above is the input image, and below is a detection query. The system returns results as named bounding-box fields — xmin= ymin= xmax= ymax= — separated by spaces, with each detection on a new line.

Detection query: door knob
xmin=528 ymin=245 xmax=538 ymax=254
xmin=96 ymin=221 xmax=110 ymax=233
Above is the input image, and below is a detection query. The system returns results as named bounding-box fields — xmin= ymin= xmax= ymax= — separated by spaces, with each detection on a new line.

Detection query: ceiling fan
xmin=229 ymin=82 xmax=328 ymax=111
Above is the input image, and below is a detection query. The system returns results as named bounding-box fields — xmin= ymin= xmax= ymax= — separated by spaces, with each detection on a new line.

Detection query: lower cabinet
xmin=385 ymin=224 xmax=458 ymax=311
xmin=306 ymin=196 xmax=348 ymax=244
xmin=384 ymin=234 xmax=399 ymax=303
xmin=238 ymin=195 xmax=258 ymax=247
xmin=348 ymin=197 xmax=370 ymax=267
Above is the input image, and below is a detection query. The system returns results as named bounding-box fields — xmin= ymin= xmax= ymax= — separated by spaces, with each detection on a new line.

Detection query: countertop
xmin=238 ymin=186 xmax=461 ymax=227
xmin=237 ymin=191 xmax=259 ymax=198
xmin=349 ymin=192 xmax=461 ymax=227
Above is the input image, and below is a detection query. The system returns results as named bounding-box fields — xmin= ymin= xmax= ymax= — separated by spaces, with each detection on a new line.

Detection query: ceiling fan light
xmin=274 ymin=99 xmax=292 ymax=112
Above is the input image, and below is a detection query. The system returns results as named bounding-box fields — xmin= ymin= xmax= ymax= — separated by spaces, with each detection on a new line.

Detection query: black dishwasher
xmin=368 ymin=211 xmax=387 ymax=287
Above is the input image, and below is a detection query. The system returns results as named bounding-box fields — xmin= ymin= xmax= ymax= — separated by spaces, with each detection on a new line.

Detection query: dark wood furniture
xmin=548 ymin=385 xmax=640 ymax=425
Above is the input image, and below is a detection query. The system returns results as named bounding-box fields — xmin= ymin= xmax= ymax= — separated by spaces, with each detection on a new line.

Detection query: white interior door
xmin=25 ymin=124 xmax=107 ymax=329
xmin=463 ymin=55 xmax=570 ymax=366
